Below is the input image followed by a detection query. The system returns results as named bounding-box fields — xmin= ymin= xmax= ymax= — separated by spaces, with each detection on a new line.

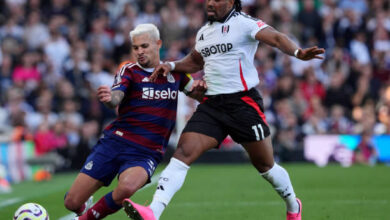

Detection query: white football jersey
xmin=195 ymin=9 xmax=269 ymax=95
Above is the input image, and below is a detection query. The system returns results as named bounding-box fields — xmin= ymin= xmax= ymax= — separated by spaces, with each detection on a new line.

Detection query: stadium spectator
xmin=135 ymin=1 xmax=161 ymax=27
xmin=353 ymin=131 xmax=378 ymax=165
xmin=4 ymin=87 xmax=34 ymax=115
xmin=63 ymin=47 xmax=90 ymax=89
xmin=339 ymin=0 xmax=368 ymax=15
xmin=70 ymin=120 xmax=99 ymax=170
xmin=23 ymin=10 xmax=50 ymax=50
xmin=297 ymin=0 xmax=323 ymax=44
xmin=350 ymin=31 xmax=371 ymax=65
xmin=0 ymin=16 xmax=24 ymax=42
xmin=324 ymin=70 xmax=353 ymax=109
xmin=34 ymin=120 xmax=68 ymax=156
xmin=327 ymin=105 xmax=353 ymax=134
xmin=25 ymin=90 xmax=58 ymax=131
xmin=58 ymin=99 xmax=84 ymax=128
xmin=86 ymin=15 xmax=114 ymax=55
xmin=85 ymin=60 xmax=114 ymax=91
xmin=12 ymin=50 xmax=41 ymax=93
xmin=0 ymin=53 xmax=14 ymax=104
xmin=44 ymin=15 xmax=71 ymax=76
xmin=159 ymin=0 xmax=188 ymax=48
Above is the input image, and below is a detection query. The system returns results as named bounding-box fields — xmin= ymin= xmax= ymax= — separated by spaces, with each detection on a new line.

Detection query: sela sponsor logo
xmin=142 ymin=87 xmax=177 ymax=100
xmin=85 ymin=161 xmax=93 ymax=170
xmin=201 ymin=43 xmax=233 ymax=57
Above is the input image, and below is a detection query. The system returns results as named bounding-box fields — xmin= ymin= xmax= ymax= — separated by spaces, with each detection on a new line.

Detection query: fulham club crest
xmin=221 ymin=25 xmax=230 ymax=35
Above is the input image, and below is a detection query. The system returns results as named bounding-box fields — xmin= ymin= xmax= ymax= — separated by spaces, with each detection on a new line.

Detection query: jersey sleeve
xmin=179 ymin=73 xmax=194 ymax=92
xmin=111 ymin=63 xmax=133 ymax=92
xmin=243 ymin=16 xmax=269 ymax=40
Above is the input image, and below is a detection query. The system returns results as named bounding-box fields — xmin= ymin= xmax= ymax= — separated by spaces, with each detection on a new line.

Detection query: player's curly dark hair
xmin=234 ymin=0 xmax=242 ymax=12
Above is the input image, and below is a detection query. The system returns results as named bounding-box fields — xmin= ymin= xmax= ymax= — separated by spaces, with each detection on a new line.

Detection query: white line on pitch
xmin=0 ymin=197 xmax=23 ymax=208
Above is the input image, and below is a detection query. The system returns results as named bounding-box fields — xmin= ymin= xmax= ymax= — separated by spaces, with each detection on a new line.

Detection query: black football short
xmin=183 ymin=88 xmax=270 ymax=145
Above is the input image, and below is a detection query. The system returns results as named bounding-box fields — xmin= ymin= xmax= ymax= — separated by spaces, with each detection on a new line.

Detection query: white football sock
xmin=150 ymin=158 xmax=190 ymax=219
xmin=260 ymin=163 xmax=299 ymax=213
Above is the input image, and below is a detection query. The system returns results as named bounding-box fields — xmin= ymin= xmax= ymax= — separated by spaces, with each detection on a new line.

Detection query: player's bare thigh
xmin=173 ymin=132 xmax=218 ymax=165
xmin=65 ymin=173 xmax=103 ymax=211
xmin=241 ymin=136 xmax=275 ymax=173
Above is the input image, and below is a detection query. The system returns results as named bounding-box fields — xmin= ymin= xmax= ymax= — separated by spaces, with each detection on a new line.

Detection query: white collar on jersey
xmin=136 ymin=61 xmax=163 ymax=73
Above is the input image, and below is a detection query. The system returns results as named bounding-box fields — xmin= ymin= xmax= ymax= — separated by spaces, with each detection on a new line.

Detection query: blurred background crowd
xmin=0 ymin=0 xmax=389 ymax=170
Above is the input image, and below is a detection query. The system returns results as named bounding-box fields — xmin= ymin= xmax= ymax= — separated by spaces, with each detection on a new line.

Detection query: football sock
xmin=260 ymin=163 xmax=299 ymax=213
xmin=150 ymin=157 xmax=190 ymax=219
xmin=79 ymin=192 xmax=121 ymax=220
xmin=76 ymin=204 xmax=86 ymax=216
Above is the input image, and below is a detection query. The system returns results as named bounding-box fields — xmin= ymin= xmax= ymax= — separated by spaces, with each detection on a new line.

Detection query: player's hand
xmin=296 ymin=46 xmax=325 ymax=60
xmin=190 ymin=79 xmax=207 ymax=93
xmin=188 ymin=80 xmax=207 ymax=102
xmin=150 ymin=63 xmax=171 ymax=82
xmin=97 ymin=85 xmax=112 ymax=103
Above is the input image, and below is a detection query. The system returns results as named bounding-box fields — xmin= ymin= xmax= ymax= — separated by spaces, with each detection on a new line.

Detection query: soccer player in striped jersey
xmin=64 ymin=23 xmax=206 ymax=220
xmin=124 ymin=1 xmax=325 ymax=220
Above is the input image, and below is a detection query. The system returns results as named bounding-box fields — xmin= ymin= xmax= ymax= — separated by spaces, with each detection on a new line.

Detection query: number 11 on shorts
xmin=252 ymin=124 xmax=265 ymax=141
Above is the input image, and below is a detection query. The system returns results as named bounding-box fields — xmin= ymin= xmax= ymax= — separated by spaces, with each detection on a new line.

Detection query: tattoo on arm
xmin=105 ymin=90 xmax=124 ymax=108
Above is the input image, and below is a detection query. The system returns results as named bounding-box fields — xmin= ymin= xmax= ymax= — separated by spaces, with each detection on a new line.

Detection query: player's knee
xmin=64 ymin=195 xmax=81 ymax=211
xmin=175 ymin=142 xmax=202 ymax=163
xmin=117 ymin=182 xmax=138 ymax=199
xmin=253 ymin=160 xmax=274 ymax=173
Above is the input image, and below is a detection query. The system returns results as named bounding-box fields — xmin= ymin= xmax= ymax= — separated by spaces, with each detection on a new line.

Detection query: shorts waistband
xmin=205 ymin=88 xmax=258 ymax=99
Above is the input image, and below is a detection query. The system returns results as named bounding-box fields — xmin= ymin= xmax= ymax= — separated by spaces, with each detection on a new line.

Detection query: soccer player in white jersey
xmin=123 ymin=1 xmax=325 ymax=220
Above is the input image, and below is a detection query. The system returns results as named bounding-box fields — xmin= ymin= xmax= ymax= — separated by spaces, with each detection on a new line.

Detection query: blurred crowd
xmin=0 ymin=0 xmax=389 ymax=167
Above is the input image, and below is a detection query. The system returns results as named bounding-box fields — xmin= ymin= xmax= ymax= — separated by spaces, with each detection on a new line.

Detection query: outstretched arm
xmin=174 ymin=49 xmax=204 ymax=73
xmin=150 ymin=48 xmax=204 ymax=81
xmin=97 ymin=85 xmax=124 ymax=109
xmin=255 ymin=26 xmax=325 ymax=60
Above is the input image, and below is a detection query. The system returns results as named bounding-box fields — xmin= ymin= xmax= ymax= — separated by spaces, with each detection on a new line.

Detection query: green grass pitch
xmin=1 ymin=163 xmax=389 ymax=220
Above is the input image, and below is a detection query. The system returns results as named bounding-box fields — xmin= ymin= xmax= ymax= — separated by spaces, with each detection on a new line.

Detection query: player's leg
xmin=80 ymin=167 xmax=149 ymax=220
xmin=64 ymin=173 xmax=103 ymax=215
xmin=241 ymin=137 xmax=301 ymax=217
xmin=69 ymin=136 xmax=121 ymax=219
xmin=149 ymin=132 xmax=218 ymax=219
xmin=123 ymin=102 xmax=226 ymax=220
xmin=123 ymin=132 xmax=218 ymax=220
xmin=114 ymin=166 xmax=149 ymax=203
xmin=230 ymin=89 xmax=301 ymax=219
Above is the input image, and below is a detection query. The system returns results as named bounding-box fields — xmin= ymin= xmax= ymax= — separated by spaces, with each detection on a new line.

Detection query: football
xmin=13 ymin=203 xmax=49 ymax=220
